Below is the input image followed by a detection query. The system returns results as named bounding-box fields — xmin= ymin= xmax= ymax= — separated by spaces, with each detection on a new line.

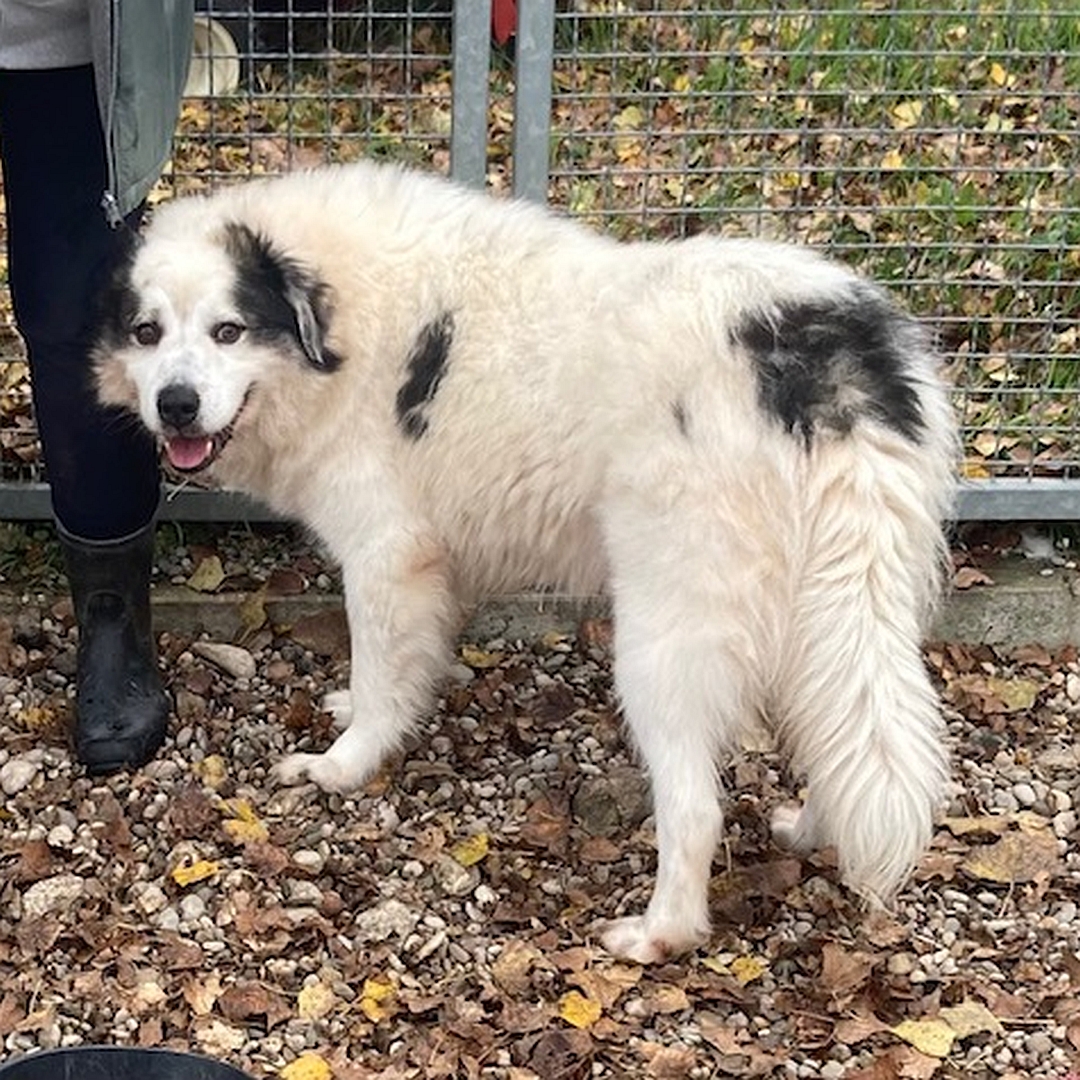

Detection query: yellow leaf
xmin=558 ymin=990 xmax=602 ymax=1029
xmin=940 ymin=999 xmax=1004 ymax=1039
xmin=222 ymin=798 xmax=270 ymax=845
xmin=359 ymin=975 xmax=397 ymax=1023
xmin=892 ymin=99 xmax=924 ymax=130
xmin=279 ymin=1053 xmax=332 ymax=1080
xmin=187 ymin=554 xmax=226 ymax=593
xmin=892 ymin=1018 xmax=956 ymax=1058
xmin=880 ymin=148 xmax=905 ymax=170
xmin=297 ymin=981 xmax=337 ymax=1021
xmin=985 ymin=675 xmax=1040 ymax=713
xmin=171 ymin=859 xmax=219 ymax=887
xmin=988 ymin=61 xmax=1010 ymax=87
xmin=961 ymin=827 xmax=1060 ymax=884
xmin=451 ymin=832 xmax=489 ymax=867
xmin=613 ymin=104 xmax=644 ymax=131
xmin=730 ymin=955 xmax=766 ymax=986
xmin=193 ymin=754 xmax=228 ymax=790
xmin=460 ymin=644 xmax=504 ymax=670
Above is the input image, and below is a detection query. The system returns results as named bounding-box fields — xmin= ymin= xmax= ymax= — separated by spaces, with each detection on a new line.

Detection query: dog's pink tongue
xmin=165 ymin=436 xmax=213 ymax=471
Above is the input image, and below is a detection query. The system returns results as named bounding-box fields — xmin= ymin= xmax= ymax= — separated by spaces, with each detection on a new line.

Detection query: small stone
xmin=46 ymin=824 xmax=75 ymax=848
xmin=132 ymin=883 xmax=169 ymax=916
xmin=820 ymin=1063 xmax=846 ymax=1080
xmin=1012 ymin=782 xmax=1037 ymax=807
xmin=1026 ymin=1031 xmax=1054 ymax=1055
xmin=1 ymin=755 xmax=40 ymax=795
xmin=354 ymin=898 xmax=420 ymax=943
xmin=192 ymin=640 xmax=257 ymax=680
xmin=1066 ymin=672 xmax=1080 ymax=702
xmin=1053 ymin=810 xmax=1077 ymax=839
xmin=433 ymin=853 xmax=478 ymax=896
xmin=22 ymin=873 xmax=85 ymax=919
xmin=179 ymin=894 xmax=206 ymax=923
xmin=292 ymin=848 xmax=325 ymax=874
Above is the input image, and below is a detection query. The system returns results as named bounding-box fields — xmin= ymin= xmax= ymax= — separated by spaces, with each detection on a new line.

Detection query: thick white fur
xmin=95 ymin=161 xmax=956 ymax=964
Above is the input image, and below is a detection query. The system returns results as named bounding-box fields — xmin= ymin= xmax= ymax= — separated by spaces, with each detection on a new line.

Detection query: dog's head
xmin=94 ymin=219 xmax=340 ymax=474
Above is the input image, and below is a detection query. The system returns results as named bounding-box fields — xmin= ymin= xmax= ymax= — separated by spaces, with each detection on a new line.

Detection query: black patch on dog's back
xmin=224 ymin=223 xmax=342 ymax=371
xmin=396 ymin=314 xmax=454 ymax=439
xmin=736 ymin=288 xmax=924 ymax=446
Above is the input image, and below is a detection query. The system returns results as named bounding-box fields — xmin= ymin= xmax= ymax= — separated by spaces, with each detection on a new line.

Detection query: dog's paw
xmin=272 ymin=751 xmax=363 ymax=794
xmin=599 ymin=916 xmax=703 ymax=965
xmin=321 ymin=689 xmax=352 ymax=731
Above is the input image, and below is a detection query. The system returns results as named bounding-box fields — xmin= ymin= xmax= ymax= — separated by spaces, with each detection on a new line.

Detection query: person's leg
xmin=0 ymin=66 xmax=169 ymax=772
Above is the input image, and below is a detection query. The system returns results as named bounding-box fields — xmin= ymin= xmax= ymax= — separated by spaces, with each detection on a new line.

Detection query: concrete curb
xmin=2 ymin=556 xmax=1073 ymax=649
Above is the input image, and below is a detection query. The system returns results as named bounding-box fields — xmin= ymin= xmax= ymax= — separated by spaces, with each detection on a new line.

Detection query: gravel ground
xmin=0 ymin=540 xmax=1079 ymax=1079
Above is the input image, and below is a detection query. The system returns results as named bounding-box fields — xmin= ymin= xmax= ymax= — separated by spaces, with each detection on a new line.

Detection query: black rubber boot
xmin=59 ymin=524 xmax=170 ymax=774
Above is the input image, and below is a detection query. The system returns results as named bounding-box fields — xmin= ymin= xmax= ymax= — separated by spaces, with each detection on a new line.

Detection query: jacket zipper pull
xmin=101 ymin=190 xmax=124 ymax=229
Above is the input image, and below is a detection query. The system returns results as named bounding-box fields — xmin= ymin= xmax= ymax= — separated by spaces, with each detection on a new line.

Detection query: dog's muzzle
xmin=156 ymin=383 xmax=241 ymax=473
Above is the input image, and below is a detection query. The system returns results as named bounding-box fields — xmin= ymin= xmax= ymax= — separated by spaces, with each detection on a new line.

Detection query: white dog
xmin=94 ymin=160 xmax=956 ymax=963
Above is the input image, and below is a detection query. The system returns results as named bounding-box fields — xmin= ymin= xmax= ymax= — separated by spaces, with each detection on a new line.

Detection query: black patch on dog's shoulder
xmin=396 ymin=314 xmax=454 ymax=439
xmin=736 ymin=287 xmax=924 ymax=446
xmin=223 ymin=222 xmax=342 ymax=371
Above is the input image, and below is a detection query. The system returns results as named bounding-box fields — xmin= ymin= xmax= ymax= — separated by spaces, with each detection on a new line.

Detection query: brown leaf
xmin=519 ymin=794 xmax=571 ymax=851
xmin=953 ymin=566 xmax=994 ymax=589
xmin=961 ymin=823 xmax=1061 ymax=884
xmin=578 ymin=836 xmax=621 ymax=863
xmin=492 ymin=940 xmax=543 ymax=997
xmin=218 ymin=980 xmax=291 ymax=1027
xmin=0 ymin=993 xmax=23 ymax=1037
xmin=167 ymin=783 xmax=220 ymax=839
xmin=821 ymin=942 xmax=877 ymax=1000
xmin=640 ymin=1042 xmax=697 ymax=1078
xmin=288 ymin=609 xmax=350 ymax=659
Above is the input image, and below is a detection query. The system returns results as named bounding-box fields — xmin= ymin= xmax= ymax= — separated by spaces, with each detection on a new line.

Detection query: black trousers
xmin=0 ymin=65 xmax=160 ymax=541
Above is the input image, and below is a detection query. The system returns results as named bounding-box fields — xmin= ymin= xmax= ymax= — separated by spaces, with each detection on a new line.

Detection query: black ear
xmin=223 ymin=222 xmax=342 ymax=371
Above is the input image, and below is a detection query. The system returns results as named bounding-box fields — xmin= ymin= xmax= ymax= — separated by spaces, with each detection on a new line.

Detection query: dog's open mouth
xmin=163 ymin=428 xmax=234 ymax=473
xmin=161 ymin=392 xmax=250 ymax=474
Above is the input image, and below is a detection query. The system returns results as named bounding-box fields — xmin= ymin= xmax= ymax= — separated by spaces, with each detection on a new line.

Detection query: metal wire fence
xmin=0 ymin=0 xmax=1077 ymax=520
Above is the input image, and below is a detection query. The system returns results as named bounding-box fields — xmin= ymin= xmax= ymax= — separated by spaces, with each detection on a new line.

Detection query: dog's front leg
xmin=274 ymin=535 xmax=457 ymax=794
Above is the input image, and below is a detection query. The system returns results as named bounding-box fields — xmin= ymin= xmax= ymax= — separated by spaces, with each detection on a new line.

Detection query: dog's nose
xmin=157 ymin=383 xmax=201 ymax=430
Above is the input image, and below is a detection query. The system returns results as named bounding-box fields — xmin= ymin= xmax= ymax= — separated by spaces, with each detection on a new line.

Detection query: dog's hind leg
xmin=770 ymin=435 xmax=949 ymax=903
xmin=597 ymin=472 xmax=771 ymax=963
xmin=274 ymin=534 xmax=458 ymax=793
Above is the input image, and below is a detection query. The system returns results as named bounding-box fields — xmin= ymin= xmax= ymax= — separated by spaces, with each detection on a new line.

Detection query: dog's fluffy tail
xmin=772 ymin=409 xmax=954 ymax=902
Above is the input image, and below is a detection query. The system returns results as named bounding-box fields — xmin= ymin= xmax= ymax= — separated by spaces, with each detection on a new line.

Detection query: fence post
xmin=512 ymin=0 xmax=556 ymax=202
xmin=450 ymin=0 xmax=493 ymax=188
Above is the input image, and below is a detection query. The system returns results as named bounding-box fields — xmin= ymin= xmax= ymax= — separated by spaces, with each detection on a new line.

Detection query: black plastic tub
xmin=0 ymin=1047 xmax=253 ymax=1080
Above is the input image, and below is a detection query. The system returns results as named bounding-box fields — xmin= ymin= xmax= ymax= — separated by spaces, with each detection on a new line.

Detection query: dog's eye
xmin=132 ymin=322 xmax=161 ymax=347
xmin=212 ymin=322 xmax=245 ymax=345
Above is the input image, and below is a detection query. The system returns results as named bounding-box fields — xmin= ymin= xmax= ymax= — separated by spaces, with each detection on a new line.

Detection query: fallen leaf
xmin=451 ymin=832 xmax=489 ymax=867
xmin=821 ymin=942 xmax=876 ymax=998
xmin=961 ymin=825 xmax=1060 ymax=884
xmin=558 ymin=990 xmax=602 ymax=1029
xmin=891 ymin=1017 xmax=956 ymax=1058
xmin=939 ymin=999 xmax=1004 ymax=1039
xmin=280 ymin=1053 xmax=332 ymax=1080
xmin=193 ymin=754 xmax=228 ymax=790
xmin=187 ymin=555 xmax=226 ymax=592
xmin=297 ymin=981 xmax=337 ymax=1021
xmin=492 ymin=941 xmax=543 ymax=997
xmin=953 ymin=566 xmax=994 ymax=589
xmin=460 ymin=644 xmax=505 ymax=669
xmin=222 ymin=798 xmax=270 ymax=845
xmin=730 ymin=955 xmax=767 ymax=986
xmin=359 ymin=975 xmax=397 ymax=1023
xmin=171 ymin=858 xmax=220 ymax=887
